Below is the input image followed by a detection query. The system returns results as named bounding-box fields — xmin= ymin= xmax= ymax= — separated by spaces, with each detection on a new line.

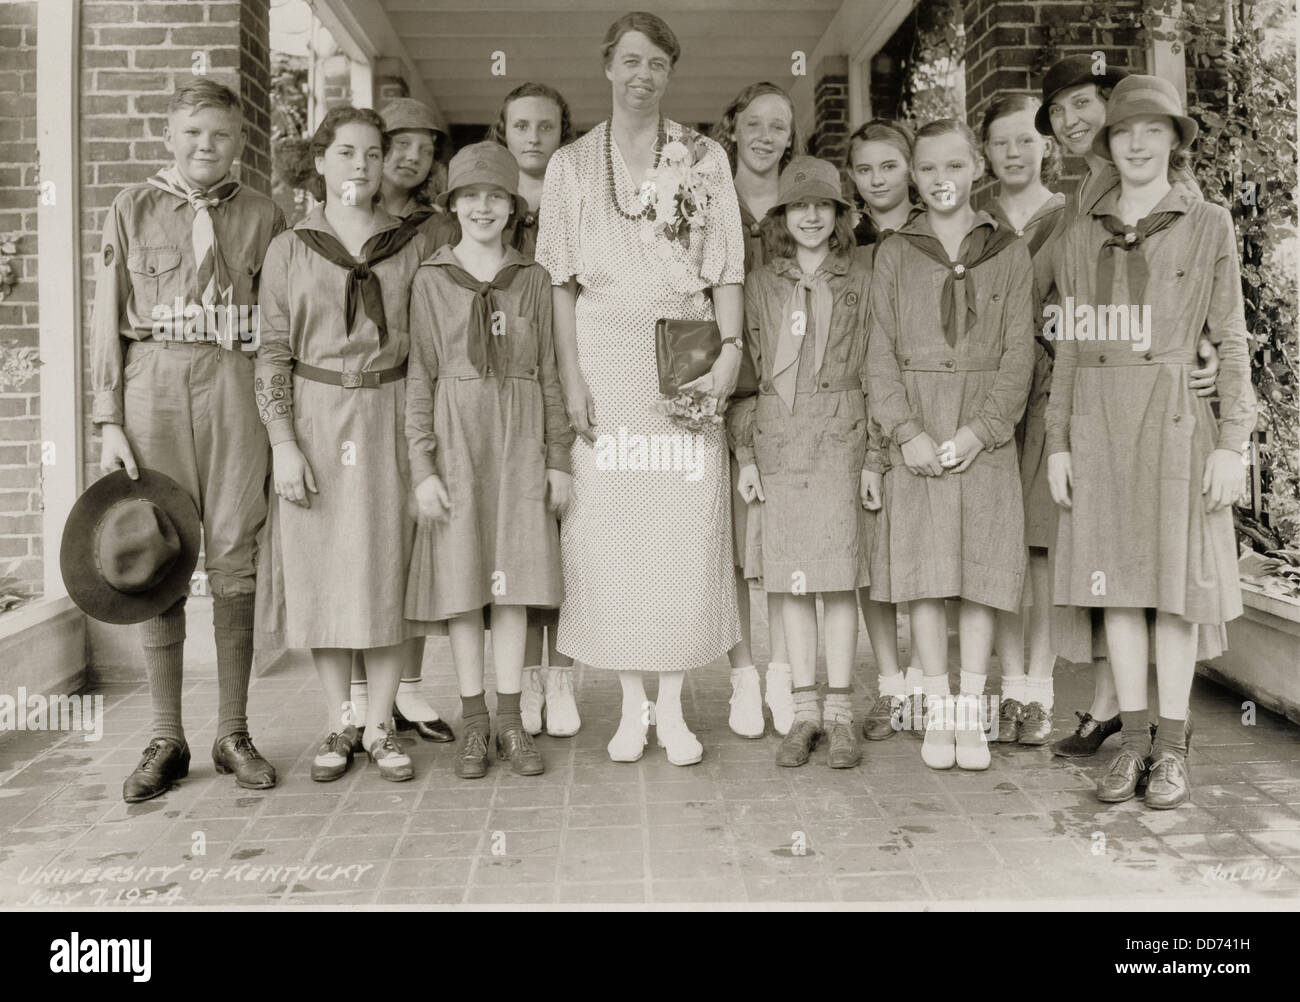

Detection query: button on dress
xmin=866 ymin=211 xmax=1035 ymax=612
xmin=1045 ymin=186 xmax=1256 ymax=630
xmin=403 ymin=246 xmax=572 ymax=623
xmin=534 ymin=120 xmax=744 ymax=671
xmin=254 ymin=207 xmax=428 ymax=649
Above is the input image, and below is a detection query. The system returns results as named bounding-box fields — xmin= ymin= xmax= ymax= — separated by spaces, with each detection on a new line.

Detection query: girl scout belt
xmin=292 ymin=360 xmax=407 ymax=388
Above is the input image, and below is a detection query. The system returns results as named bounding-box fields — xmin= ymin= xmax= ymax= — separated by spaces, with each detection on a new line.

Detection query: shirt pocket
xmin=818 ymin=415 xmax=868 ymax=470
xmin=127 ymin=247 xmax=184 ymax=315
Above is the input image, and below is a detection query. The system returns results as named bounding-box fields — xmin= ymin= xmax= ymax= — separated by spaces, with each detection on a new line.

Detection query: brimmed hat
xmin=1034 ymin=53 xmax=1130 ymax=135
xmin=1090 ymin=74 xmax=1199 ymax=161
xmin=379 ymin=98 xmax=449 ymax=147
xmin=60 ymin=469 xmax=201 ymax=625
xmin=433 ymin=142 xmax=521 ymax=212
xmin=769 ymin=156 xmax=853 ymax=214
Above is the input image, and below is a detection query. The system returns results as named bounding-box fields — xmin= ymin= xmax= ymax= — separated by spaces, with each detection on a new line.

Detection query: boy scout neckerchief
xmin=146 ymin=165 xmax=240 ymax=341
xmin=894 ymin=219 xmax=1020 ymax=347
xmin=1094 ymin=210 xmax=1181 ymax=306
xmin=771 ymin=266 xmax=834 ymax=413
xmin=433 ymin=257 xmax=526 ymax=376
xmin=294 ymin=223 xmax=421 ymax=348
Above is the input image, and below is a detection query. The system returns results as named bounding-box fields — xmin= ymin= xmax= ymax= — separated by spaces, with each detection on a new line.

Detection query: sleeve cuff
xmin=971 ymin=418 xmax=997 ymax=451
xmin=545 ymin=443 xmax=572 ymax=475
xmin=266 ymin=418 xmax=296 ymax=447
xmin=893 ymin=418 xmax=925 ymax=445
xmin=92 ymin=393 xmax=123 ymax=427
xmin=410 ymin=452 xmax=437 ymax=485
xmin=735 ymin=446 xmax=755 ymax=468
xmin=1045 ymin=429 xmax=1069 ymax=456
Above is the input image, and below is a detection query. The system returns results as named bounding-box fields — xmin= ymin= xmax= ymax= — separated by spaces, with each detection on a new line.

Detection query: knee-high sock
xmin=214 ymin=592 xmax=256 ymax=738
xmin=141 ymin=599 xmax=187 ymax=744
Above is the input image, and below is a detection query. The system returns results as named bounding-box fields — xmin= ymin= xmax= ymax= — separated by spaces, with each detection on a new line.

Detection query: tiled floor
xmin=3 ymin=605 xmax=1300 ymax=908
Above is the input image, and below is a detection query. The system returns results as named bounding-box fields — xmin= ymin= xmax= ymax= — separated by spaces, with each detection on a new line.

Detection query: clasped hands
xmin=900 ymin=426 xmax=983 ymax=477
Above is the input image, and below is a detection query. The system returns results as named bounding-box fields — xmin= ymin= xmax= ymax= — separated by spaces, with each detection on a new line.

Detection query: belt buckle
xmin=341 ymin=371 xmax=363 ymax=389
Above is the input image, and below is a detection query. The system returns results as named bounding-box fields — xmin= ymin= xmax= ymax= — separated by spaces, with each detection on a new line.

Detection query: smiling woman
xmin=535 ymin=11 xmax=746 ymax=767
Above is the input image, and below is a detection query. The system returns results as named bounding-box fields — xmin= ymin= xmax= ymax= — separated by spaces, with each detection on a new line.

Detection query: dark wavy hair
xmin=980 ymin=94 xmax=1062 ymax=186
xmin=760 ymin=201 xmax=856 ymax=261
xmin=296 ymin=106 xmax=388 ymax=203
xmin=601 ymin=11 xmax=680 ymax=67
xmin=711 ymin=82 xmax=802 ymax=176
xmin=484 ymin=82 xmax=576 ymax=150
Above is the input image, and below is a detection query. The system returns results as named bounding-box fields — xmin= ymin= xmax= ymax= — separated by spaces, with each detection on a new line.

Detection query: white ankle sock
xmin=904 ymin=665 xmax=923 ymax=700
xmin=347 ymin=680 xmax=369 ymax=727
xmin=1025 ymin=676 xmax=1054 ymax=711
xmin=878 ymin=672 xmax=905 ymax=699
xmin=1001 ymin=673 xmax=1027 ymax=704
xmin=959 ymin=670 xmax=986 ymax=697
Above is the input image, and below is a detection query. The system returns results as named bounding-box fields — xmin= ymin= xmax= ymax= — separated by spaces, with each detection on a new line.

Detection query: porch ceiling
xmin=380 ymin=0 xmax=844 ymax=129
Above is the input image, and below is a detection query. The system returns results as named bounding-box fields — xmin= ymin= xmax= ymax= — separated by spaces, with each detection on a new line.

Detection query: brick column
xmin=811 ymin=55 xmax=850 ymax=162
xmin=0 ymin=1 xmax=41 ymax=588
xmin=963 ymin=0 xmax=1148 ymax=203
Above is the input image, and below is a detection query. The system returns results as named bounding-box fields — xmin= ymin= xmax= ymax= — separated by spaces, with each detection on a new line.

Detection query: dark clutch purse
xmin=654 ymin=319 xmax=758 ymax=399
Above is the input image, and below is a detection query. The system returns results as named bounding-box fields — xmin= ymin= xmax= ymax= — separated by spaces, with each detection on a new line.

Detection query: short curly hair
xmin=295 ymin=106 xmax=389 ymax=203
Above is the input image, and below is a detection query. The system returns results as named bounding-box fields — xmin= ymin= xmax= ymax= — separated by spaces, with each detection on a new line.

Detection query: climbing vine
xmin=899 ymin=0 xmax=965 ymax=127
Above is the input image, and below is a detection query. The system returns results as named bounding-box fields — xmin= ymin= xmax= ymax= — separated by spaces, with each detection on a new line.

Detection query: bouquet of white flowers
xmin=637 ymin=133 xmax=711 ymax=252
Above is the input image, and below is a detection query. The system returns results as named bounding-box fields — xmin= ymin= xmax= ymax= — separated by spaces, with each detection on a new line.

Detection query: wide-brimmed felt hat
xmin=60 ymin=468 xmax=201 ymax=625
xmin=1089 ymin=74 xmax=1199 ymax=161
xmin=433 ymin=142 xmax=521 ymax=213
xmin=1035 ymin=53 xmax=1130 ymax=135
xmin=768 ymin=155 xmax=853 ymax=214
xmin=379 ymin=98 xmax=449 ymax=147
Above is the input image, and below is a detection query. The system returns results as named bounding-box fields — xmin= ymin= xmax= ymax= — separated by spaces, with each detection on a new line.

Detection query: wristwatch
xmin=721 ymin=336 xmax=743 ymax=352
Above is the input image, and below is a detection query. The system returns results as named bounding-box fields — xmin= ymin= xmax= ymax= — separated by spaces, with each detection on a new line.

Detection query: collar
xmin=424 ymin=243 xmax=531 ymax=273
xmin=988 ymin=191 xmax=1066 ymax=234
xmin=294 ymin=203 xmax=404 ymax=240
xmin=899 ymin=208 xmax=1001 ymax=241
xmin=160 ymin=173 xmax=239 ymax=211
xmin=770 ymin=251 xmax=851 ymax=280
xmin=1090 ymin=182 xmax=1197 ymax=220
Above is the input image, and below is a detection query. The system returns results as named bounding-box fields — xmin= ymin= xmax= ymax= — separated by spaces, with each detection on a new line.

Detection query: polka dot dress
xmin=535 ymin=120 xmax=744 ymax=671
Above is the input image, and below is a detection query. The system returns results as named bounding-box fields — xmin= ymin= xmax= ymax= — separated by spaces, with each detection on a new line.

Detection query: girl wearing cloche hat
xmin=1045 ymin=74 xmax=1257 ymax=810
xmin=728 ymin=155 xmax=880 ymax=771
xmin=404 ymin=142 xmax=575 ymax=782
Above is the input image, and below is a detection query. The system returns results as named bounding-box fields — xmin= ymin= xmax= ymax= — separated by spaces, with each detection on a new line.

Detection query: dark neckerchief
xmin=855 ymin=203 xmax=921 ymax=248
xmin=294 ymin=221 xmax=421 ymax=348
xmin=1094 ymin=210 xmax=1181 ymax=306
xmin=894 ymin=215 xmax=1020 ymax=347
xmin=430 ymin=252 xmax=527 ymax=376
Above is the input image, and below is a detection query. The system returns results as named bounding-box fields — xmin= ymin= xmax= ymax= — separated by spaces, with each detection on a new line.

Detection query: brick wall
xmin=810 ymin=55 xmax=850 ymax=162
xmin=0 ymin=1 xmax=42 ymax=590
xmin=78 ymin=0 xmax=273 ymax=495
xmin=963 ymin=0 xmax=1148 ymax=204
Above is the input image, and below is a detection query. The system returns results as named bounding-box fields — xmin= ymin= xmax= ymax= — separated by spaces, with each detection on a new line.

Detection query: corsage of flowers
xmin=654 ymin=386 xmax=724 ymax=434
xmin=637 ymin=134 xmax=711 ymax=252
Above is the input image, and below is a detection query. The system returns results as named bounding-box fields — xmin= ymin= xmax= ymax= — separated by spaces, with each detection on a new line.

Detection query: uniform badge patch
xmin=103 ymin=244 xmax=114 ymax=267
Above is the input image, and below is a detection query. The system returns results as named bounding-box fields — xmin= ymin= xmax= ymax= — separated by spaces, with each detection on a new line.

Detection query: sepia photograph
xmin=0 ymin=0 xmax=1296 ymax=948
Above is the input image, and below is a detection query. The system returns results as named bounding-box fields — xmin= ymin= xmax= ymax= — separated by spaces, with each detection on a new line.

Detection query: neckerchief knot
xmin=1095 ymin=210 xmax=1180 ymax=305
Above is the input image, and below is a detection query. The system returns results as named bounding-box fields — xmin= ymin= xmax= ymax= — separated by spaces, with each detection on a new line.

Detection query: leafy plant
xmin=899 ymin=0 xmax=966 ymax=127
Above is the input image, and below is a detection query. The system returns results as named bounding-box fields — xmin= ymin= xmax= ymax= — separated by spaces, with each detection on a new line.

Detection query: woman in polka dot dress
xmin=535 ymin=12 xmax=745 ymax=766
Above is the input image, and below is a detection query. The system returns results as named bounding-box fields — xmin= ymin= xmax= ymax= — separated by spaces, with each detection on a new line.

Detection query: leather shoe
xmin=1017 ymin=702 xmax=1053 ymax=745
xmin=862 ymin=694 xmax=902 ymax=741
xmin=393 ymin=706 xmax=455 ymax=743
xmin=1096 ymin=746 xmax=1149 ymax=803
xmin=455 ymin=727 xmax=490 ymax=779
xmin=826 ymin=721 xmax=862 ymax=768
xmin=776 ymin=719 xmax=822 ymax=767
xmin=123 ymin=737 xmax=190 ymax=803
xmin=997 ymin=698 xmax=1024 ymax=743
xmin=212 ymin=732 xmax=276 ymax=790
xmin=1052 ymin=711 xmax=1121 ymax=757
xmin=311 ymin=725 xmax=359 ymax=782
xmin=1143 ymin=750 xmax=1191 ymax=809
xmin=496 ymin=722 xmax=545 ymax=776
